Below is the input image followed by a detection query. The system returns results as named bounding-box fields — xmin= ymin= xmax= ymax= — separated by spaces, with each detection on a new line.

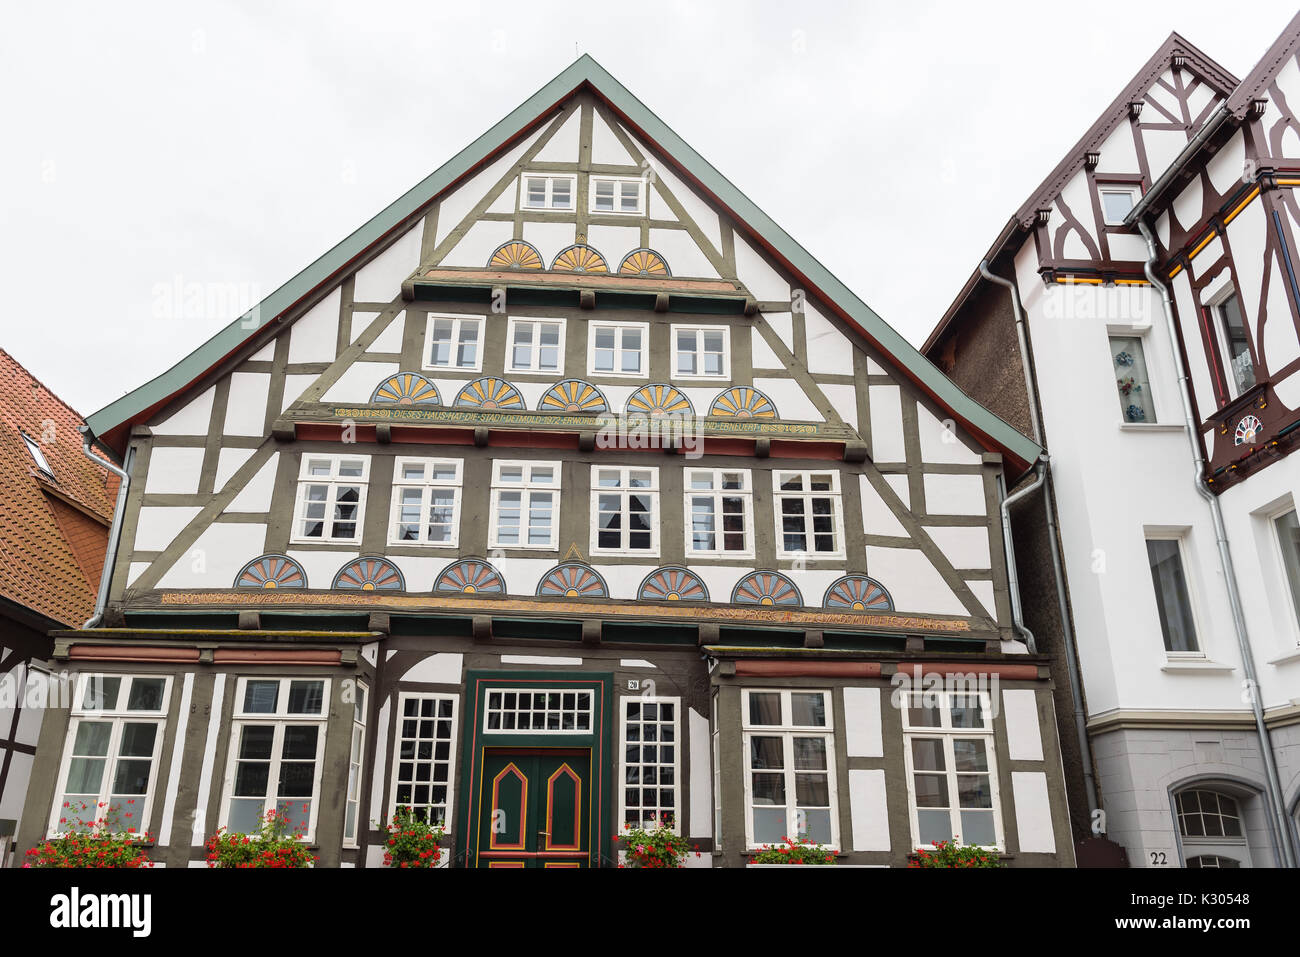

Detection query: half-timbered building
xmin=17 ymin=57 xmax=1074 ymax=867
xmin=926 ymin=17 xmax=1300 ymax=868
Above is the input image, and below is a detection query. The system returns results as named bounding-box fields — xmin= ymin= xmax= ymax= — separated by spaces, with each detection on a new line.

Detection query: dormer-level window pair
xmin=520 ymin=173 xmax=645 ymax=215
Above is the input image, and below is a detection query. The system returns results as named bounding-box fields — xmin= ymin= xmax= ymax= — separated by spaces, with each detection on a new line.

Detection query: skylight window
xmin=22 ymin=432 xmax=54 ymax=478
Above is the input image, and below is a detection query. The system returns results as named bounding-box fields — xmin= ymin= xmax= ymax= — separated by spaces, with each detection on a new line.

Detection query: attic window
xmin=21 ymin=432 xmax=54 ymax=479
xmin=1099 ymin=185 xmax=1141 ymax=226
xmin=590 ymin=177 xmax=644 ymax=215
xmin=522 ymin=174 xmax=575 ymax=211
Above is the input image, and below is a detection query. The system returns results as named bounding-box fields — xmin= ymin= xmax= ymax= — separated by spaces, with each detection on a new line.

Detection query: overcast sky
xmin=3 ymin=1 xmax=1297 ymax=416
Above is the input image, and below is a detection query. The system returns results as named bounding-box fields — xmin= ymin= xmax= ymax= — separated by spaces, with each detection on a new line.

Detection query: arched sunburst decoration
xmin=732 ymin=571 xmax=803 ymax=608
xmin=709 ymin=386 xmax=777 ymax=419
xmin=1235 ymin=414 xmax=1262 ymax=447
xmin=824 ymin=576 xmax=893 ymax=612
xmin=333 ymin=557 xmax=405 ymax=592
xmin=435 ymin=559 xmax=506 ymax=596
xmin=537 ymin=563 xmax=609 ymax=599
xmin=235 ymin=554 xmax=307 ymax=590
xmin=639 ymin=566 xmax=709 ymax=603
xmin=550 ymin=244 xmax=608 ymax=273
xmin=539 ymin=379 xmax=608 ymax=414
xmin=626 ymin=384 xmax=694 ymax=417
xmin=488 ymin=240 xmax=544 ymax=270
xmin=371 ymin=372 xmax=440 ymax=406
xmin=619 ymin=248 xmax=670 ymax=277
xmin=454 ymin=377 xmax=525 ymax=411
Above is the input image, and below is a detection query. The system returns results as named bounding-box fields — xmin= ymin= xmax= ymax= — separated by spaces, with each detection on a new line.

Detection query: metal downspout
xmin=1138 ymin=219 xmax=1298 ymax=868
xmin=79 ymin=427 xmax=132 ymax=630
xmin=980 ymin=259 xmax=1100 ymax=816
xmin=998 ymin=463 xmax=1044 ymax=654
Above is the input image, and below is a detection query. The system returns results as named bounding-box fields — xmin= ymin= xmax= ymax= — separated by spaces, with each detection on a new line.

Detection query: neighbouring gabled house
xmin=925 ymin=16 xmax=1300 ymax=868
xmin=0 ymin=349 xmax=115 ymax=867
xmin=17 ymin=56 xmax=1077 ymax=868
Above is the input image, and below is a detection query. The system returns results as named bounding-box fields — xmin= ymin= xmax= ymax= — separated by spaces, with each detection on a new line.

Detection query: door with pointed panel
xmin=476 ymin=749 xmax=591 ymax=868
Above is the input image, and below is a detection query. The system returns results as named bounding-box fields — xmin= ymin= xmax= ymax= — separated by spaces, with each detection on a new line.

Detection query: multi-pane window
xmin=589 ymin=322 xmax=647 ymax=377
xmin=506 ymin=317 xmax=565 ymax=374
xmin=773 ymin=471 xmax=844 ymax=558
xmin=389 ymin=458 xmax=461 ymax=546
xmin=1274 ymin=509 xmax=1300 ymax=638
xmin=1146 ymin=536 xmax=1199 ymax=653
xmin=344 ymin=682 xmax=367 ymax=847
xmin=292 ymin=455 xmax=368 ymax=544
xmin=685 ymin=468 xmax=753 ymax=557
xmin=490 ymin=461 xmax=560 ymax=549
xmin=742 ymin=689 xmax=837 ymax=848
xmin=1110 ymin=335 xmax=1156 ymax=424
xmin=484 ymin=689 xmax=592 ymax=734
xmin=1213 ymin=291 xmax=1256 ymax=399
xmin=619 ymin=697 xmax=680 ymax=830
xmin=672 ymin=326 xmax=729 ymax=378
xmin=51 ymin=674 xmax=169 ymax=834
xmin=590 ymin=177 xmax=644 ymax=214
xmin=1098 ymin=185 xmax=1140 ymax=226
xmin=902 ymin=691 xmax=1003 ymax=850
xmin=1177 ymin=789 xmax=1250 ymax=868
xmin=592 ymin=466 xmax=659 ymax=555
xmin=221 ymin=677 xmax=329 ymax=841
xmin=521 ymin=173 xmax=575 ymax=210
xmin=392 ymin=694 xmax=458 ymax=826
xmin=424 ymin=314 xmax=483 ymax=372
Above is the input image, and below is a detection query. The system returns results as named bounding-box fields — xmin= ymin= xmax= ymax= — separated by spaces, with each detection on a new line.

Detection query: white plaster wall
xmin=287 ymin=288 xmax=341 ymax=363
xmin=753 ymin=377 xmax=823 ymax=421
xmin=228 ymin=453 xmax=278 ymax=512
xmin=868 ymin=385 xmax=905 ymax=463
xmin=441 ymin=219 xmax=513 ymax=269
xmin=921 ymin=473 xmax=986 ymax=516
xmin=590 ymin=113 xmax=634 ymax=165
xmin=534 ymin=110 xmax=580 ymax=163
xmin=156 ymin=522 xmax=267 ymax=589
xmin=322 ymin=361 xmax=400 ymax=404
xmin=733 ymin=236 xmax=788 ymax=302
xmin=433 ymin=125 xmax=546 ymax=247
xmin=134 ymin=506 xmax=202 ymax=553
xmin=153 ymin=386 xmax=214 ymax=435
xmin=863 ymin=546 xmax=966 ymax=616
xmin=803 ymin=304 xmax=854 ymax=375
xmin=145 ymin=446 xmax=204 ymax=495
xmin=223 ymin=372 xmax=270 ymax=436
xmin=648 ymin=227 xmax=718 ymax=280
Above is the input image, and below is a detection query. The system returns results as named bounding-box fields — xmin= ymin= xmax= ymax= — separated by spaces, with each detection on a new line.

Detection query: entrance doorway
xmin=476 ymin=749 xmax=591 ymax=868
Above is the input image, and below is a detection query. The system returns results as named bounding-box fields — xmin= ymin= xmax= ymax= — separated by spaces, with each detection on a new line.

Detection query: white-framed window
xmin=388 ymin=457 xmax=462 ymax=547
xmin=21 ymin=431 xmax=54 ymax=478
xmin=423 ymin=313 xmax=484 ymax=372
xmin=521 ymin=173 xmax=576 ymax=211
xmin=1109 ymin=334 xmax=1157 ymax=424
xmin=1272 ymin=507 xmax=1300 ymax=641
xmin=589 ymin=176 xmax=645 ymax=215
xmin=220 ymin=677 xmax=330 ymax=842
xmin=672 ymin=325 xmax=730 ymax=379
xmin=1145 ymin=534 xmax=1200 ymax=654
xmin=1176 ymin=788 xmax=1251 ymax=868
xmin=484 ymin=688 xmax=593 ymax=734
xmin=291 ymin=455 xmax=369 ymax=544
xmin=901 ymin=690 xmax=1003 ymax=851
xmin=1098 ymin=184 xmax=1141 ymax=226
xmin=391 ymin=693 xmax=458 ymax=827
xmin=344 ymin=682 xmax=367 ymax=847
xmin=506 ymin=317 xmax=566 ymax=374
xmin=489 ymin=460 xmax=561 ymax=549
xmin=741 ymin=689 xmax=838 ymax=849
xmin=619 ymin=696 xmax=681 ymax=831
xmin=773 ymin=470 xmax=845 ymax=559
xmin=591 ymin=465 xmax=659 ymax=555
xmin=1210 ymin=287 xmax=1256 ymax=399
xmin=49 ymin=674 xmax=171 ymax=835
xmin=711 ymin=693 xmax=722 ymax=851
xmin=588 ymin=321 xmax=649 ymax=378
xmin=685 ymin=468 xmax=754 ymax=558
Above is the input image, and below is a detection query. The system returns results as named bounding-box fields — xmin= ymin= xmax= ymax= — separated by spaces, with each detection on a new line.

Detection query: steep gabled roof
xmin=87 ymin=55 xmax=1041 ymax=472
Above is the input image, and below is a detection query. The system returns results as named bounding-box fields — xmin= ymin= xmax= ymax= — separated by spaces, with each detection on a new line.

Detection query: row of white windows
xmin=520 ymin=173 xmax=647 ymax=216
xmin=426 ymin=314 xmax=731 ymax=379
xmin=294 ymin=455 xmax=847 ymax=559
xmin=49 ymin=677 xmax=1004 ymax=853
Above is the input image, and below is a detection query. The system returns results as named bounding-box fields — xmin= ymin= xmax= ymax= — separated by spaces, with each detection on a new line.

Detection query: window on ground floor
xmin=741 ymin=689 xmax=838 ymax=849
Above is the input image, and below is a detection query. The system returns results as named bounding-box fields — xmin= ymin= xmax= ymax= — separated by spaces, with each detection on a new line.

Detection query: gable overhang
xmin=87 ymin=56 xmax=1042 ymax=476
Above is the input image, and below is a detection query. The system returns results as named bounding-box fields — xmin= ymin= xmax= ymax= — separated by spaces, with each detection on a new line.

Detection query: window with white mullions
xmin=685 ymin=468 xmax=753 ymax=557
xmin=485 ymin=689 xmax=592 ymax=734
xmin=490 ymin=461 xmax=560 ymax=549
xmin=389 ymin=458 xmax=461 ymax=547
xmin=590 ymin=176 xmax=644 ymax=214
xmin=221 ymin=678 xmax=329 ymax=841
xmin=619 ymin=697 xmax=680 ymax=831
xmin=344 ymin=682 xmax=367 ymax=847
xmin=50 ymin=674 xmax=170 ymax=835
xmin=292 ymin=455 xmax=369 ymax=544
xmin=592 ymin=466 xmax=659 ymax=555
xmin=424 ymin=314 xmax=483 ymax=372
xmin=902 ymin=691 xmax=1003 ymax=851
xmin=773 ymin=471 xmax=843 ymax=558
xmin=522 ymin=174 xmax=575 ymax=210
xmin=392 ymin=694 xmax=458 ymax=826
xmin=741 ymin=689 xmax=837 ymax=849
xmin=673 ymin=325 xmax=729 ymax=378
xmin=506 ymin=317 xmax=565 ymax=374
xmin=1176 ymin=789 xmax=1251 ymax=868
xmin=589 ymin=322 xmax=647 ymax=377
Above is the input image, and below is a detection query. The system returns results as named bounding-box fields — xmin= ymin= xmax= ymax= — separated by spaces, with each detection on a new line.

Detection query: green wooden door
xmin=476 ymin=750 xmax=591 ymax=868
